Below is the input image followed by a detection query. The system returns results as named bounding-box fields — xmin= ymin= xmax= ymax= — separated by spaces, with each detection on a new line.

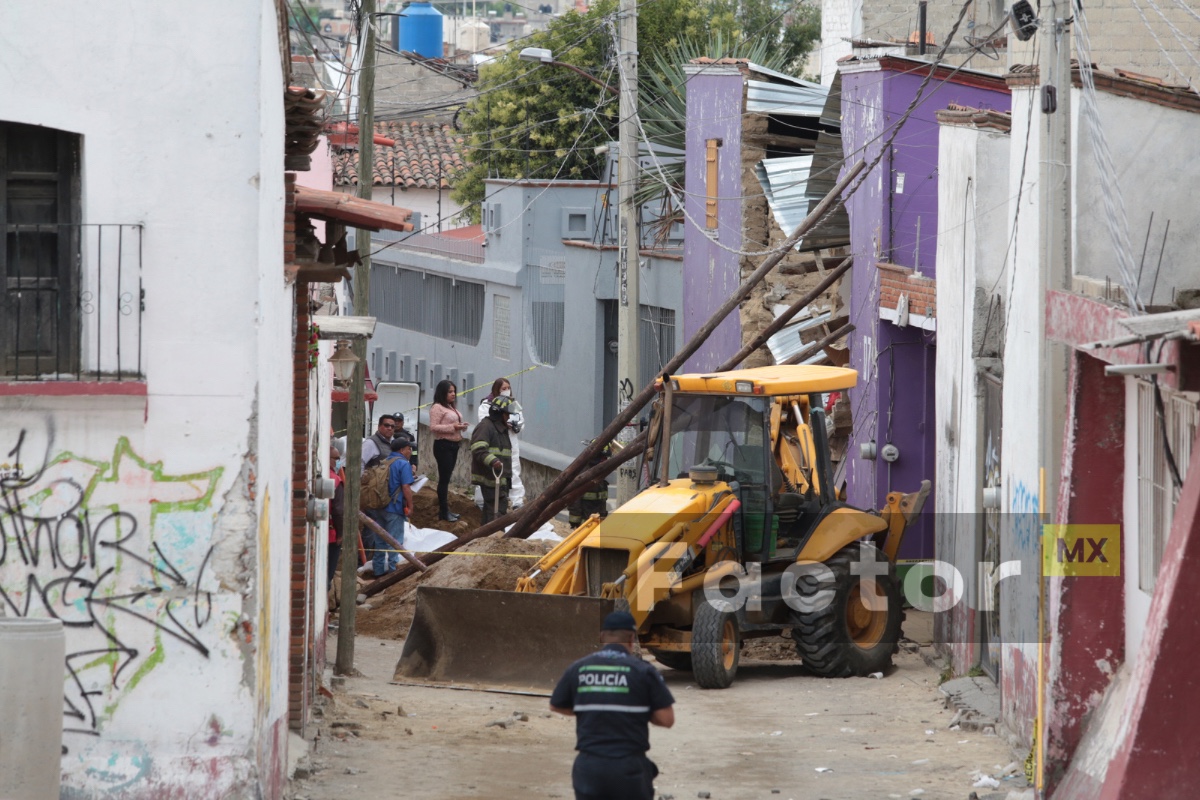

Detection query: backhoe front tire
xmin=790 ymin=542 xmax=902 ymax=678
xmin=691 ymin=601 xmax=740 ymax=689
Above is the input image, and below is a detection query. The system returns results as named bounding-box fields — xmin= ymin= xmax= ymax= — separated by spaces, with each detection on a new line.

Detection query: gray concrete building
xmin=364 ymin=175 xmax=684 ymax=492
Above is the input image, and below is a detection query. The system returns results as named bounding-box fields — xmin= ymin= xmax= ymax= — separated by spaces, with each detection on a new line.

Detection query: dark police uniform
xmin=550 ymin=643 xmax=675 ymax=800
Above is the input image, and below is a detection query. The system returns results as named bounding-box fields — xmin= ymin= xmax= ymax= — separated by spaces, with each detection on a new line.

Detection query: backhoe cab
xmin=396 ymin=365 xmax=929 ymax=689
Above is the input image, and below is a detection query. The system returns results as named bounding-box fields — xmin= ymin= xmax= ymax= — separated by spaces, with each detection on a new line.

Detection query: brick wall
xmin=287 ymin=174 xmax=313 ymax=732
xmin=878 ymin=261 xmax=936 ymax=317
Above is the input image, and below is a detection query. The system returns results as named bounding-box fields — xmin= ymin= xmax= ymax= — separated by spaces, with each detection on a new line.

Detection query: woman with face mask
xmin=476 ymin=377 xmax=525 ymax=509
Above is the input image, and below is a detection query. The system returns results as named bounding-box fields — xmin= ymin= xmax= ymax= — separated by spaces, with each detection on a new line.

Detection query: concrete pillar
xmin=0 ymin=618 xmax=65 ymax=799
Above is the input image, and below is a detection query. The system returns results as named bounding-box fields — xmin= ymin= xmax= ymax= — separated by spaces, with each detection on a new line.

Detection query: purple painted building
xmin=839 ymin=56 xmax=1010 ymax=562
xmin=681 ymin=63 xmax=745 ymax=372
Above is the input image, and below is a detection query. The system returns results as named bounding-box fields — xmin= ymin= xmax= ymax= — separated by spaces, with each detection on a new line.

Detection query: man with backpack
xmin=361 ymin=435 xmax=415 ymax=577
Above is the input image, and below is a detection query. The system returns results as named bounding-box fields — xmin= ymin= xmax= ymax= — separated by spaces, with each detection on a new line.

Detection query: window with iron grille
xmin=639 ymin=304 xmax=675 ymax=388
xmin=525 ymin=259 xmax=565 ymax=366
xmin=1136 ymin=379 xmax=1199 ymax=591
xmin=2 ymin=122 xmax=80 ymax=378
xmin=2 ymin=122 xmax=142 ymax=381
xmin=370 ymin=265 xmax=484 ymax=345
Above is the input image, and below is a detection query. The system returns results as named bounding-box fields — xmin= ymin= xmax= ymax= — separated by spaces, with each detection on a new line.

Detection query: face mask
xmin=500 ymin=389 xmax=512 ymax=397
xmin=335 ymin=458 xmax=345 ymax=473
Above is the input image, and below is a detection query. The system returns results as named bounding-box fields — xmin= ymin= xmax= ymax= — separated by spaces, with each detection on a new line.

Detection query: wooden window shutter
xmin=705 ymin=139 xmax=721 ymax=229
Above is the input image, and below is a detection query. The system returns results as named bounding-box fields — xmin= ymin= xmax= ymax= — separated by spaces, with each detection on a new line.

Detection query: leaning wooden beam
xmin=504 ymin=435 xmax=648 ymax=539
xmin=502 ymin=160 xmax=868 ymax=542
xmin=715 ymin=256 xmax=852 ymax=372
xmin=361 ymin=440 xmax=645 ymax=597
xmin=359 ymin=511 xmax=429 ymax=571
xmin=780 ymin=322 xmax=854 ymax=366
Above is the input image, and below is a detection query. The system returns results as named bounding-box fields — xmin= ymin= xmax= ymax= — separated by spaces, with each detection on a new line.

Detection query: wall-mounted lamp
xmin=329 ymin=339 xmax=360 ymax=385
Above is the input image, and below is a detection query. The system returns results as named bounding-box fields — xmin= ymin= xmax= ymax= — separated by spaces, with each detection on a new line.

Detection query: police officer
xmin=550 ymin=611 xmax=675 ymax=800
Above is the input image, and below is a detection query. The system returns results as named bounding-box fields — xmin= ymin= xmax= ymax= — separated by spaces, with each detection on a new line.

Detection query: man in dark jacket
xmin=551 ymin=611 xmax=675 ymax=800
xmin=470 ymin=396 xmax=514 ymax=523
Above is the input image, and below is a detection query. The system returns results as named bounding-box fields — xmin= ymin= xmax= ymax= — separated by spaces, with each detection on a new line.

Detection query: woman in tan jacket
xmin=429 ymin=379 xmax=470 ymax=521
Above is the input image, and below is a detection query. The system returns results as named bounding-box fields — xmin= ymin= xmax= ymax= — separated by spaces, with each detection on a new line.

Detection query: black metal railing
xmin=3 ymin=223 xmax=144 ymax=381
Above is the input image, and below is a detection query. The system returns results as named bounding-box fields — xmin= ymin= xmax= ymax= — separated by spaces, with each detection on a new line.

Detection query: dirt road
xmin=290 ymin=615 xmax=1026 ymax=800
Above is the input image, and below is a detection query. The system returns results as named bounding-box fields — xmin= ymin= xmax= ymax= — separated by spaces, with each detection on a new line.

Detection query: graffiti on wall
xmin=0 ymin=429 xmax=223 ymax=736
xmin=1011 ymin=479 xmax=1041 ymax=554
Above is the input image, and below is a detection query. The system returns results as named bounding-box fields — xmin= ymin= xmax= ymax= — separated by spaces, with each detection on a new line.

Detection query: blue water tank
xmin=396 ymin=2 xmax=444 ymax=60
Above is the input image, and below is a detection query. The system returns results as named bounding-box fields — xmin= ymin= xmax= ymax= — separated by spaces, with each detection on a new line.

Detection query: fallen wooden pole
xmin=716 ymin=256 xmax=852 ymax=371
xmin=502 ymin=160 xmax=867 ymax=542
xmin=780 ymin=322 xmax=855 ymax=366
xmin=362 ymin=438 xmax=645 ymax=597
xmin=504 ymin=436 xmax=647 ymax=538
xmin=359 ymin=511 xmax=429 ymax=572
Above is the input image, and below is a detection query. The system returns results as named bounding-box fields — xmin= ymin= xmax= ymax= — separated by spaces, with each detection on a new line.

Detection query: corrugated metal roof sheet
xmin=767 ymin=311 xmax=832 ymax=363
xmin=746 ymin=80 xmax=828 ymax=117
xmin=753 ymin=72 xmax=850 ymax=251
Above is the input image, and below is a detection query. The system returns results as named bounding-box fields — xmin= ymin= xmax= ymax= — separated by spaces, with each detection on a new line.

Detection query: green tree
xmin=450 ymin=0 xmax=820 ymax=220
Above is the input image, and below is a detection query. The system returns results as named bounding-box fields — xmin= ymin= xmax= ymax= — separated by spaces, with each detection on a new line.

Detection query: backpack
xmin=360 ymin=456 xmax=401 ymax=510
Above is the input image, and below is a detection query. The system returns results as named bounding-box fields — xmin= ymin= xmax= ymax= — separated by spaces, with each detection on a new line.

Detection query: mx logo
xmin=1042 ymin=524 xmax=1121 ymax=577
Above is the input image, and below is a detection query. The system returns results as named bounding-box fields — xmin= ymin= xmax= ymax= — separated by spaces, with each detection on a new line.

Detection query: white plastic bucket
xmin=0 ymin=618 xmax=65 ymax=799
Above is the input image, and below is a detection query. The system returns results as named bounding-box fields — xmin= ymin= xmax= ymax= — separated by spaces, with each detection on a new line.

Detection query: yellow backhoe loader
xmin=396 ymin=365 xmax=929 ymax=689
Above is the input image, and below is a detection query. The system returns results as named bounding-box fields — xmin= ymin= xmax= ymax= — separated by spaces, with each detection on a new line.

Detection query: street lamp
xmin=329 ymin=339 xmax=360 ymax=385
xmin=518 ymin=47 xmax=617 ymax=95
xmin=518 ymin=43 xmax=639 ymax=503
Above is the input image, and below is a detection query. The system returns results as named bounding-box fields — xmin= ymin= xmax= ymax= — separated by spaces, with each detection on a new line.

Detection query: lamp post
xmin=518 ymin=48 xmax=617 ymax=94
xmin=519 ymin=39 xmax=640 ymax=504
xmin=329 ymin=340 xmax=359 ymax=385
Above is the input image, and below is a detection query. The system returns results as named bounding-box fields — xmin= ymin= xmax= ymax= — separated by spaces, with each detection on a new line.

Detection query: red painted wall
xmin=1044 ymin=353 xmax=1126 ymax=793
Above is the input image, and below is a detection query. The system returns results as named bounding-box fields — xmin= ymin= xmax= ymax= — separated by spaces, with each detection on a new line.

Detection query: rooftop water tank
xmin=396 ymin=2 xmax=444 ymax=60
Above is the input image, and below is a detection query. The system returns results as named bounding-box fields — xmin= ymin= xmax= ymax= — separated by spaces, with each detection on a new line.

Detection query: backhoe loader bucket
xmin=394 ymin=586 xmax=616 ymax=688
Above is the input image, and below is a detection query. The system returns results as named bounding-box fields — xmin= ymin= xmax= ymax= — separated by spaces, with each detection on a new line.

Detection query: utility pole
xmin=336 ymin=0 xmax=377 ymax=676
xmin=615 ymin=0 xmax=640 ymax=503
xmin=1037 ymin=3 xmax=1072 ymax=526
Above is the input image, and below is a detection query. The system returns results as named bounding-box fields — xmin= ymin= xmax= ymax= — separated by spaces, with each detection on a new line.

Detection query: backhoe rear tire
xmin=691 ymin=601 xmax=740 ymax=689
xmin=790 ymin=542 xmax=902 ymax=678
xmin=649 ymin=650 xmax=693 ymax=672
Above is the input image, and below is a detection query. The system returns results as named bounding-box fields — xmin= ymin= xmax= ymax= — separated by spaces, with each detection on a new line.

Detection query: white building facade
xmin=0 ymin=2 xmax=298 ymax=796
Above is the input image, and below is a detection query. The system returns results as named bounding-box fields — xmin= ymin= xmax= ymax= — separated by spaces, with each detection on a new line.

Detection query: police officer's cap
xmin=601 ymin=611 xmax=637 ymax=631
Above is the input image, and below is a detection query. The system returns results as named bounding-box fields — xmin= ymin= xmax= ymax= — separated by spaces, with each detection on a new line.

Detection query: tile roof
xmin=334 ymin=121 xmax=465 ymax=189
xmin=294 ymin=186 xmax=414 ymax=232
xmin=936 ymin=103 xmax=1012 ymax=132
xmin=285 ymin=86 xmax=328 ymax=171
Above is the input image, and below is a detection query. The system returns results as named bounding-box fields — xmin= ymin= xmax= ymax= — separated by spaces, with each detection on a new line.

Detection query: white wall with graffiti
xmin=998 ymin=83 xmax=1048 ymax=743
xmin=0 ymin=1 xmax=294 ymax=797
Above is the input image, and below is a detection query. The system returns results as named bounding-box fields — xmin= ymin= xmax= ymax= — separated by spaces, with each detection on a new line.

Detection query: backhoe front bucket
xmin=394 ymin=586 xmax=616 ymax=688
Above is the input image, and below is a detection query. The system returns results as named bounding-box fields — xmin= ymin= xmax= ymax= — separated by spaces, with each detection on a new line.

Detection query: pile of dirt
xmin=409 ymin=486 xmax=483 ymax=534
xmin=356 ymin=533 xmax=557 ymax=639
xmin=741 ymin=634 xmax=801 ymax=662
